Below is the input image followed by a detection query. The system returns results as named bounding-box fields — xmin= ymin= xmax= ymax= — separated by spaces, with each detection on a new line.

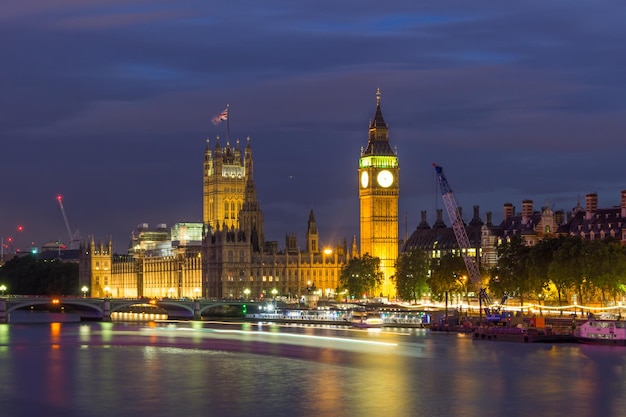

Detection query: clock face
xmin=360 ymin=171 xmax=369 ymax=188
xmin=377 ymin=170 xmax=393 ymax=188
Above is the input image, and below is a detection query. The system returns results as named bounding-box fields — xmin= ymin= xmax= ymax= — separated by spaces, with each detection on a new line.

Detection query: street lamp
xmin=104 ymin=286 xmax=110 ymax=298
xmin=81 ymin=286 xmax=89 ymax=298
xmin=271 ymin=288 xmax=278 ymax=299
xmin=168 ymin=287 xmax=174 ymax=299
xmin=0 ymin=284 xmax=6 ymax=296
xmin=243 ymin=288 xmax=250 ymax=300
xmin=194 ymin=287 xmax=200 ymax=299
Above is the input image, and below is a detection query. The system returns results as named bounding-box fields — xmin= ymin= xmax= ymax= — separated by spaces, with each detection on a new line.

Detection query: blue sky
xmin=2 ymin=1 xmax=626 ymax=253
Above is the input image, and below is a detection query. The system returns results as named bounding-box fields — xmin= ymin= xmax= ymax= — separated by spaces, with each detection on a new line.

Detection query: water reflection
xmin=1 ymin=322 xmax=626 ymax=417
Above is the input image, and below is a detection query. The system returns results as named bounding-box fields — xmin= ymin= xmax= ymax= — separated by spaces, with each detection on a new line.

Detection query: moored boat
xmin=351 ymin=309 xmax=384 ymax=328
xmin=473 ymin=322 xmax=576 ymax=343
xmin=575 ymin=319 xmax=626 ymax=346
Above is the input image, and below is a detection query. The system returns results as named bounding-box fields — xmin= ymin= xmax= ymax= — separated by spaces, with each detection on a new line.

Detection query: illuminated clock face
xmin=360 ymin=171 xmax=369 ymax=188
xmin=377 ymin=170 xmax=393 ymax=188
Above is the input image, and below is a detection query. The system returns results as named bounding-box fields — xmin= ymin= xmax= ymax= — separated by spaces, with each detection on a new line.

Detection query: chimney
xmin=621 ymin=190 xmax=626 ymax=218
xmin=432 ymin=208 xmax=447 ymax=229
xmin=521 ymin=200 xmax=533 ymax=224
xmin=469 ymin=205 xmax=483 ymax=226
xmin=417 ymin=210 xmax=430 ymax=230
xmin=585 ymin=193 xmax=597 ymax=220
xmin=504 ymin=203 xmax=514 ymax=220
xmin=486 ymin=211 xmax=493 ymax=226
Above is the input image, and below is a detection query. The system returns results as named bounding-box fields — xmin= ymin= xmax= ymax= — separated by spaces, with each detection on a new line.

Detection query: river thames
xmin=0 ymin=320 xmax=625 ymax=417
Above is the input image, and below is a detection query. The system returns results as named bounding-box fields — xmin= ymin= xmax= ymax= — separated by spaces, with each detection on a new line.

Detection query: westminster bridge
xmin=0 ymin=296 xmax=250 ymax=323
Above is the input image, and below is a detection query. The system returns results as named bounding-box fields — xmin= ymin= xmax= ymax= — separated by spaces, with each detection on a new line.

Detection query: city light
xmin=81 ymin=286 xmax=89 ymax=298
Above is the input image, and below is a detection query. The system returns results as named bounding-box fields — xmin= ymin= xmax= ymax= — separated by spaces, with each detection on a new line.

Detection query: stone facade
xmin=358 ymin=89 xmax=399 ymax=298
xmin=80 ymin=137 xmax=350 ymax=300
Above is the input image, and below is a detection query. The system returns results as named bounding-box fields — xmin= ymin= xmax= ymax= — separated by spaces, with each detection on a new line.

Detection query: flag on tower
xmin=212 ymin=107 xmax=228 ymax=125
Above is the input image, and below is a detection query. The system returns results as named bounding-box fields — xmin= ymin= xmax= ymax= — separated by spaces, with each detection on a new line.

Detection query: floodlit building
xmin=80 ymin=137 xmax=351 ymax=300
xmin=358 ymin=88 xmax=400 ymax=298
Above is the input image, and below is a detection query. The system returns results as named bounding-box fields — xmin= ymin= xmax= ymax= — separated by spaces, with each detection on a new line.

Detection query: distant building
xmin=403 ymin=206 xmax=483 ymax=265
xmin=558 ymin=191 xmax=626 ymax=242
xmin=404 ymin=191 xmax=626 ymax=269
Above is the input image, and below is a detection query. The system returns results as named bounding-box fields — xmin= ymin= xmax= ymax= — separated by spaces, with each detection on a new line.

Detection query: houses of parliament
xmin=79 ymin=90 xmax=400 ymax=300
xmin=78 ymin=88 xmax=626 ymax=301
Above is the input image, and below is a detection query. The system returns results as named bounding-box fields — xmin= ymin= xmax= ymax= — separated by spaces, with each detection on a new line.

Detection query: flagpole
xmin=226 ymin=103 xmax=230 ymax=142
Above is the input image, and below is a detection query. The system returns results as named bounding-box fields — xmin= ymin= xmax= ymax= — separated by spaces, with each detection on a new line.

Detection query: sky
xmin=2 ymin=0 xmax=626 ymax=254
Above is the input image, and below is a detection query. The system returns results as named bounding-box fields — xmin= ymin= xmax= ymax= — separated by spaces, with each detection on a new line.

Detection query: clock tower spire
xmin=358 ymin=88 xmax=399 ymax=299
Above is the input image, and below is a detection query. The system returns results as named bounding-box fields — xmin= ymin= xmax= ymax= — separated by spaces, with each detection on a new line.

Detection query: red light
xmin=56 ymin=195 xmax=63 ymax=201
xmin=17 ymin=225 xmax=24 ymax=232
xmin=7 ymin=237 xmax=13 ymax=243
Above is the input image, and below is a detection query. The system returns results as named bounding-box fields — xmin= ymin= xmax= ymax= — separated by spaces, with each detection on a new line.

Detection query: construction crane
xmin=432 ymin=164 xmax=510 ymax=323
xmin=56 ymin=195 xmax=80 ymax=249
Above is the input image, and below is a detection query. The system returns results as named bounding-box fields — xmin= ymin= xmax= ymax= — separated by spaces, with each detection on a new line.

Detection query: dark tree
xmin=0 ymin=255 xmax=79 ymax=295
xmin=394 ymin=249 xmax=430 ymax=303
xmin=338 ymin=254 xmax=383 ymax=299
xmin=493 ymin=235 xmax=531 ymax=305
xmin=428 ymin=253 xmax=467 ymax=302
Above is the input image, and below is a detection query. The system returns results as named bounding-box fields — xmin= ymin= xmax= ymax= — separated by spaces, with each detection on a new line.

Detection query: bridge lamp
xmin=243 ymin=288 xmax=250 ymax=299
xmin=81 ymin=286 xmax=89 ymax=298
xmin=0 ymin=284 xmax=6 ymax=296
xmin=168 ymin=287 xmax=174 ymax=298
xmin=271 ymin=288 xmax=278 ymax=299
xmin=104 ymin=286 xmax=110 ymax=298
xmin=194 ymin=287 xmax=200 ymax=299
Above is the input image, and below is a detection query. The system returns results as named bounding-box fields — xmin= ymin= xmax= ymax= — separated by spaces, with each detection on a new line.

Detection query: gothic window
xmin=228 ymin=250 xmax=233 ymax=262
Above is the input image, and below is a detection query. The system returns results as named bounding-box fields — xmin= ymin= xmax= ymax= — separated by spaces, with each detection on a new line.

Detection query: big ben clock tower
xmin=359 ymin=88 xmax=399 ymax=299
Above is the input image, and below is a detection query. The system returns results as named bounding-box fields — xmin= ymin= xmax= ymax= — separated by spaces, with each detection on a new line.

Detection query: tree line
xmin=0 ymin=255 xmax=79 ymax=295
xmin=338 ymin=235 xmax=626 ymax=306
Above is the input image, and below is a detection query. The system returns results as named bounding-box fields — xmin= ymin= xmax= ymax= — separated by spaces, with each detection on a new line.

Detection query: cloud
xmin=2 ymin=0 xmax=626 ymax=252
